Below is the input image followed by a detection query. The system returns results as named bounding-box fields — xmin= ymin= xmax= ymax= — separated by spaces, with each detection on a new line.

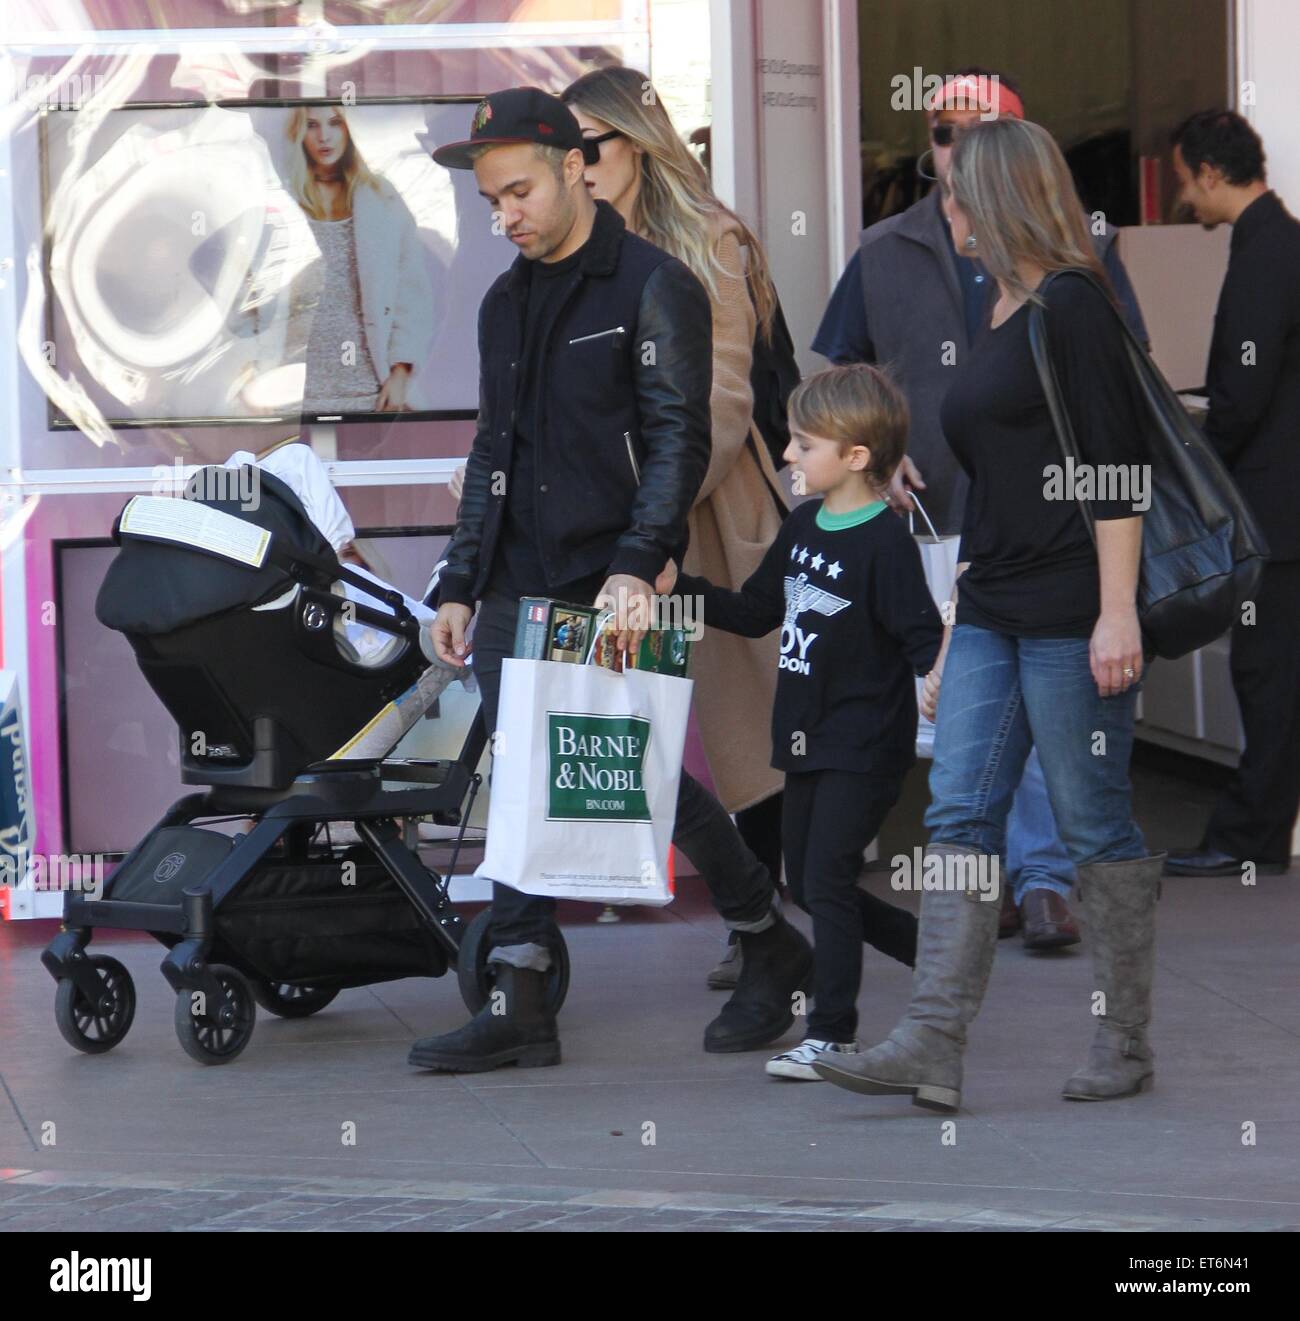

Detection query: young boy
xmin=674 ymin=365 xmax=943 ymax=1079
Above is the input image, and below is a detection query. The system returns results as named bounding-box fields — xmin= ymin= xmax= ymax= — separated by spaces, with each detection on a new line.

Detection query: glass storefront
xmin=1 ymin=1 xmax=718 ymax=906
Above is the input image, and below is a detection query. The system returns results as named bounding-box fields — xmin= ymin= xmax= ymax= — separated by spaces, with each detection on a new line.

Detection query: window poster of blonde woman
xmin=40 ymin=97 xmax=508 ymax=429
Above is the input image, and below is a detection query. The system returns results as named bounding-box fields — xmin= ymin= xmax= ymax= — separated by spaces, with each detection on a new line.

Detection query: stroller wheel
xmin=249 ymin=980 xmax=339 ymax=1019
xmin=456 ymin=908 xmax=570 ymax=1015
xmin=174 ymin=965 xmax=256 ymax=1065
xmin=54 ymin=956 xmax=136 ymax=1055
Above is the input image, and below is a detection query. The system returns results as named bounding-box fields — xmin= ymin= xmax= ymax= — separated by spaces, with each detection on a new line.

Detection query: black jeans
xmin=782 ymin=768 xmax=907 ymax=1043
xmin=736 ymin=791 xmax=785 ymax=891
xmin=471 ymin=589 xmax=776 ymax=965
xmin=1204 ymin=559 xmax=1300 ymax=865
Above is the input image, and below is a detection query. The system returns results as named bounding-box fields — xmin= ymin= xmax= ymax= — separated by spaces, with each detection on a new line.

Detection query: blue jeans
xmin=1007 ymin=747 xmax=1076 ymax=903
xmin=925 ymin=626 xmax=1147 ymax=870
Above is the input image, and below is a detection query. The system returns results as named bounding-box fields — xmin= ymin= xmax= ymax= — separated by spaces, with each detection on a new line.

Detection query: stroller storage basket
xmin=109 ymin=826 xmax=448 ymax=988
xmin=214 ymin=857 xmax=449 ymax=988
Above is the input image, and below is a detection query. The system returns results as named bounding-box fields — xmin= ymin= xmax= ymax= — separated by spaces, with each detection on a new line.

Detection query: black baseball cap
xmin=433 ymin=87 xmax=599 ymax=170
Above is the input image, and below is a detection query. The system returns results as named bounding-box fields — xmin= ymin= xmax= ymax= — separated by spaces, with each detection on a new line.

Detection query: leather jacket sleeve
xmin=608 ymin=259 xmax=713 ymax=583
xmin=436 ymin=304 xmax=495 ymax=609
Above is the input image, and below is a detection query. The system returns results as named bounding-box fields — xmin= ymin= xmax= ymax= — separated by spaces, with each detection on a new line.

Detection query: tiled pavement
xmin=1 ymin=1172 xmax=1290 ymax=1232
xmin=1 ymin=754 xmax=1297 ymax=1233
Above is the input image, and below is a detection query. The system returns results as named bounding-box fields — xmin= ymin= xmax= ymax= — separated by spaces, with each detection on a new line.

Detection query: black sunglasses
xmin=584 ymin=129 xmax=623 ymax=153
xmin=930 ymin=123 xmax=968 ymax=147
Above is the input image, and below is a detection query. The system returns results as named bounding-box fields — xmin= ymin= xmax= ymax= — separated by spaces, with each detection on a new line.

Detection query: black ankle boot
xmin=703 ymin=912 xmax=813 ymax=1053
xmin=408 ymin=964 xmax=560 ymax=1073
xmin=859 ymin=890 xmax=918 ymax=967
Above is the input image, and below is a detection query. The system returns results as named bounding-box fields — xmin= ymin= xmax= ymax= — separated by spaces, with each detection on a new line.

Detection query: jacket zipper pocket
xmin=624 ymin=431 xmax=641 ymax=485
xmin=568 ymin=325 xmax=626 ymax=345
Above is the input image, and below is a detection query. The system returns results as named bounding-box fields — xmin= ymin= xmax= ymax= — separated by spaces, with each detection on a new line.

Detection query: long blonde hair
xmin=285 ymin=104 xmax=381 ymax=220
xmin=562 ymin=66 xmax=778 ymax=343
xmin=948 ymin=118 xmax=1112 ymax=306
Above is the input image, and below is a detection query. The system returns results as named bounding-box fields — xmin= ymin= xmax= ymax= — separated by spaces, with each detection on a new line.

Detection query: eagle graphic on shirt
xmin=783 ymin=572 xmax=851 ymax=626
xmin=780 ymin=572 xmax=851 ymax=676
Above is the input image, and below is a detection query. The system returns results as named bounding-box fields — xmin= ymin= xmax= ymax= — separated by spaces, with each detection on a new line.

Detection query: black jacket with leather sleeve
xmin=438 ymin=199 xmax=713 ymax=606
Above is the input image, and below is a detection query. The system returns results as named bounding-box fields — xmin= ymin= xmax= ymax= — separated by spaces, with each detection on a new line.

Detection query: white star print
xmin=826 ymin=560 xmax=843 ymax=580
xmin=810 ymin=552 xmax=825 ymax=571
xmin=797 ymin=547 xmax=809 ymax=564
xmin=790 ymin=544 xmax=801 ymax=561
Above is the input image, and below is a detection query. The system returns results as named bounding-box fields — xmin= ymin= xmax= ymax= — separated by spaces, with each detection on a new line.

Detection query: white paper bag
xmin=909 ymin=496 xmax=961 ymax=758
xmin=476 ymin=658 xmax=693 ymax=905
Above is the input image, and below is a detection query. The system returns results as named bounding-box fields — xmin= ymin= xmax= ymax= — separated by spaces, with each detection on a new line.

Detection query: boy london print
xmin=782 ymin=545 xmax=852 ymax=677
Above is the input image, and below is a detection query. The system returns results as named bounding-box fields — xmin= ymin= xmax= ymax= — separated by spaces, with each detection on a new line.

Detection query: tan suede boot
xmin=813 ymin=845 xmax=1001 ymax=1111
xmin=1062 ymin=853 xmax=1164 ymax=1101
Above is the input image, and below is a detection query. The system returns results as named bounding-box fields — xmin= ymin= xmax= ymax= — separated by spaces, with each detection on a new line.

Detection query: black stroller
xmin=42 ymin=466 xmax=569 ymax=1064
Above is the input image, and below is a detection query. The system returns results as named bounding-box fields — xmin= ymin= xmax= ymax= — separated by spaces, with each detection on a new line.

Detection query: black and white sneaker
xmin=766 ymin=1038 xmax=858 ymax=1081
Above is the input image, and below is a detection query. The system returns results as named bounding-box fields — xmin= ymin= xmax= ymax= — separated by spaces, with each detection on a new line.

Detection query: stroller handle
xmin=270 ymin=541 xmax=421 ymax=638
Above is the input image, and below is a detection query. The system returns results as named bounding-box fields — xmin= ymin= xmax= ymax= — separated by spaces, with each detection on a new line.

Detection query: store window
xmin=0 ymin=0 xmax=711 ymax=872
xmin=857 ymin=0 xmax=1232 ymax=229
xmin=3 ymin=1 xmax=651 ymax=480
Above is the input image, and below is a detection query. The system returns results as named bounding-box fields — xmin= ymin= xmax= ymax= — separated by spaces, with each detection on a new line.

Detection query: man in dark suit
xmin=1166 ymin=110 xmax=1300 ymax=877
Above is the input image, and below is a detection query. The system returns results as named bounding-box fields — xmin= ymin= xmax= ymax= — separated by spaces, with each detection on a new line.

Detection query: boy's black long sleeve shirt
xmin=678 ymin=500 xmax=943 ymax=775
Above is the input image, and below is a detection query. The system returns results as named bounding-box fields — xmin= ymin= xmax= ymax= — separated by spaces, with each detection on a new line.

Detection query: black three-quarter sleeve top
xmin=939 ymin=269 xmax=1149 ymax=638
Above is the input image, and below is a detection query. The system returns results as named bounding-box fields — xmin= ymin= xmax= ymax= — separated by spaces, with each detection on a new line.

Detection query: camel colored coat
xmin=682 ymin=222 xmax=788 ymax=813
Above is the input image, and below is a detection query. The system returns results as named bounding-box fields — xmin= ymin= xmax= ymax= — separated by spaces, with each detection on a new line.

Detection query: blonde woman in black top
xmin=815 ymin=119 xmax=1167 ymax=1111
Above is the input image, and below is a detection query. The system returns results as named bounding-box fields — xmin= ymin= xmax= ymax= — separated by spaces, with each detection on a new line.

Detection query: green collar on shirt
xmin=815 ymin=498 xmax=889 ymax=531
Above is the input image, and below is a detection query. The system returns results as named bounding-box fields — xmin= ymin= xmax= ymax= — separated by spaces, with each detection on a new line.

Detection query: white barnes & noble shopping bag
xmin=476 ymin=658 xmax=693 ymax=905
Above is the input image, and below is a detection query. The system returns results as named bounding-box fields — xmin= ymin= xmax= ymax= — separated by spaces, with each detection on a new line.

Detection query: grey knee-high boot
xmin=813 ymin=844 xmax=1002 ymax=1111
xmin=1062 ymin=853 xmax=1164 ymax=1101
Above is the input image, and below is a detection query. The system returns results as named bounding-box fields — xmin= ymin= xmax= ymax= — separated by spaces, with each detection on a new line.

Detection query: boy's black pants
xmin=782 ymin=767 xmax=908 ymax=1043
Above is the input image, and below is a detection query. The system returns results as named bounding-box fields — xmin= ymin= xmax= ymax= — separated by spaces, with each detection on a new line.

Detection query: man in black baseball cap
xmin=432 ymin=88 xmax=598 ymax=265
xmin=432 ymin=86 xmax=600 ymax=173
xmin=412 ymin=87 xmax=809 ymax=1074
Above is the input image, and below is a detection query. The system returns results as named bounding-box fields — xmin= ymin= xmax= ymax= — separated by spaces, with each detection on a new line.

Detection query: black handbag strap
xmin=1026 ymin=270 xmax=1110 ymax=545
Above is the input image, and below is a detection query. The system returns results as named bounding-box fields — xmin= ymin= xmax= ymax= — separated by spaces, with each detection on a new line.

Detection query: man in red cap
xmin=812 ymin=67 xmax=1149 ymax=952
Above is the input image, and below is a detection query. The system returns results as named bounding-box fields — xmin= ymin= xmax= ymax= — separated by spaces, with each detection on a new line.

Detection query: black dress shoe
xmin=1164 ymin=847 xmax=1287 ymax=877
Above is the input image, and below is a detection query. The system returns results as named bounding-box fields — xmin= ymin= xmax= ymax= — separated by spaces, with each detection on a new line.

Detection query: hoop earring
xmin=915 ymin=148 xmax=938 ymax=183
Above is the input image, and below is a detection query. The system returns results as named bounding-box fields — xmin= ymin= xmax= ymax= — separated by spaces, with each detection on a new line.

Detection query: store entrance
xmin=856 ymin=0 xmax=1231 ymax=229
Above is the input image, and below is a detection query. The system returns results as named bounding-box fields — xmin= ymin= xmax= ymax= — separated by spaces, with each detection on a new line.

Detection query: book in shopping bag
xmin=475 ymin=657 xmax=693 ymax=905
xmin=514 ymin=596 xmax=694 ymax=676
